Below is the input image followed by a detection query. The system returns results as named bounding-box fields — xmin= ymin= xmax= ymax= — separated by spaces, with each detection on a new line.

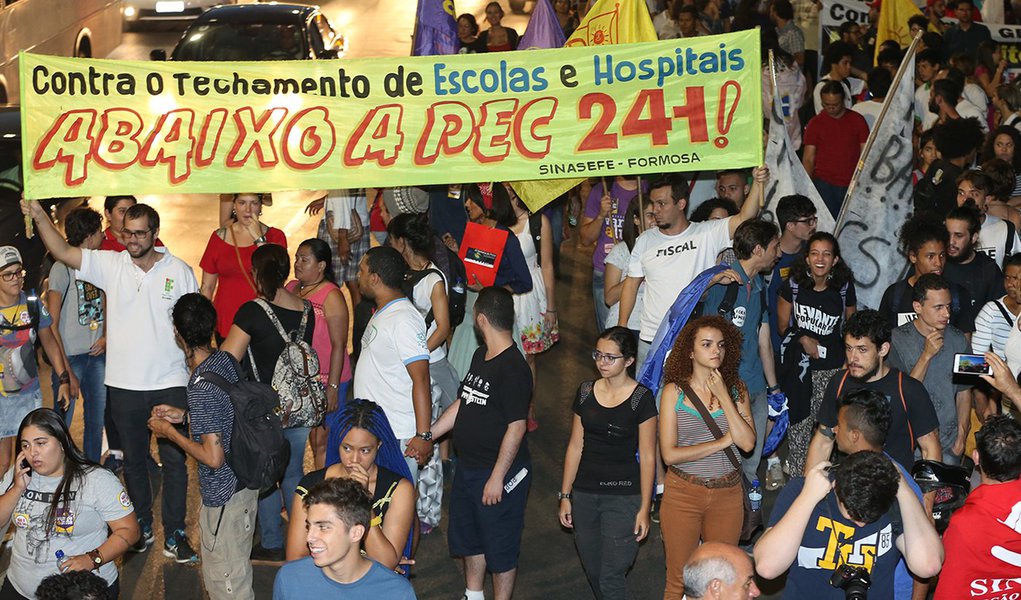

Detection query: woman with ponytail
xmin=285 ymin=399 xmax=415 ymax=572
xmin=221 ymin=244 xmax=317 ymax=562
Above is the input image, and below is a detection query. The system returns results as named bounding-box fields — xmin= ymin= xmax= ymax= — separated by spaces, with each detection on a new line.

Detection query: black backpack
xmin=407 ymin=244 xmax=468 ymax=328
xmin=193 ymin=356 xmax=290 ymax=493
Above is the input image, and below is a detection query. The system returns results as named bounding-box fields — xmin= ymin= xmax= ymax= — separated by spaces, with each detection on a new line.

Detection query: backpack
xmin=430 ymin=239 xmax=468 ymax=327
xmin=0 ymin=290 xmax=42 ymax=395
xmin=192 ymin=355 xmax=290 ymax=493
xmin=250 ymin=299 xmax=326 ymax=429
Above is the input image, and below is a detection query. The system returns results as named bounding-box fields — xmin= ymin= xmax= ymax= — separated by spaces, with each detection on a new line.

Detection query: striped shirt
xmin=972 ymin=296 xmax=1019 ymax=358
xmin=672 ymin=389 xmax=741 ymax=479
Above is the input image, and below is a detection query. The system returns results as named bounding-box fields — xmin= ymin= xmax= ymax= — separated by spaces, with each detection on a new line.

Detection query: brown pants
xmin=660 ymin=469 xmax=745 ymax=599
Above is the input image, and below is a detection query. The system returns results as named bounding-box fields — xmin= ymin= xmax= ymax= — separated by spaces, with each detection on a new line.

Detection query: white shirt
xmin=627 ymin=218 xmax=732 ymax=340
xmin=76 ymin=248 xmax=197 ymax=390
xmin=921 ymin=100 xmax=990 ymax=133
xmin=409 ymin=264 xmax=447 ymax=363
xmin=353 ymin=298 xmax=429 ymax=438
xmin=852 ymin=99 xmax=884 ymax=131
xmin=323 ymin=190 xmax=359 ymax=230
xmin=978 ymin=214 xmax=1021 ymax=267
xmin=1006 ymin=319 xmax=1021 ymax=379
xmin=812 ymin=76 xmax=864 ymax=114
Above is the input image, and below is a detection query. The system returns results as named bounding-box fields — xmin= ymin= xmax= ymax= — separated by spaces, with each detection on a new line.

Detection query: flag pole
xmin=836 ymin=31 xmax=922 ymax=231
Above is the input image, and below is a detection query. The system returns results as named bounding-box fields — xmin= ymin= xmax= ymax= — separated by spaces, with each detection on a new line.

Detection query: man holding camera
xmin=754 ymin=450 xmax=943 ymax=598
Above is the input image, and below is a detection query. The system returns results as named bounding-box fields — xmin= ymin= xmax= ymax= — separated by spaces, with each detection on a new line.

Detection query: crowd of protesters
xmin=4 ymin=0 xmax=1021 ymax=599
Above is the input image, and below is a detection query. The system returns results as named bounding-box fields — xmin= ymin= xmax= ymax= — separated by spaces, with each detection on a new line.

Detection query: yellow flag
xmin=875 ymin=0 xmax=922 ymax=61
xmin=512 ymin=0 xmax=657 ymax=212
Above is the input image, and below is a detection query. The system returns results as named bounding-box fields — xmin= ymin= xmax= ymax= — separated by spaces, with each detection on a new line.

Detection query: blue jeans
xmin=51 ymin=352 xmax=106 ymax=462
xmin=257 ymin=426 xmax=309 ymax=549
xmin=593 ymin=269 xmax=608 ymax=334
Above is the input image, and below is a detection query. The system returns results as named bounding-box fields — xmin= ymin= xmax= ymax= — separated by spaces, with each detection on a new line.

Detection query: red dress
xmin=199 ymin=227 xmax=287 ymax=339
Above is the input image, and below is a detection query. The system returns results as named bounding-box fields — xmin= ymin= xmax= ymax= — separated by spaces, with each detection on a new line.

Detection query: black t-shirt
xmin=943 ymin=251 xmax=1006 ymax=310
xmin=779 ymin=279 xmax=856 ymax=370
xmin=233 ymin=300 xmax=315 ymax=383
xmin=817 ymin=368 xmax=939 ymax=469
xmin=878 ymin=278 xmax=976 ymax=332
xmin=572 ymin=381 xmax=657 ymax=495
xmin=295 ymin=466 xmax=405 ymax=522
xmin=453 ymin=345 xmax=532 ymax=470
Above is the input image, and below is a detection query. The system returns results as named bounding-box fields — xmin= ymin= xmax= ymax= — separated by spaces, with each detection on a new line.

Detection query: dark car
xmin=152 ymin=3 xmax=346 ymax=62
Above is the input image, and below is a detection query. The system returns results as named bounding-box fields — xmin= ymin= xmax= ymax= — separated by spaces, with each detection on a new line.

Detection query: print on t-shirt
xmin=74 ymin=280 xmax=103 ymax=329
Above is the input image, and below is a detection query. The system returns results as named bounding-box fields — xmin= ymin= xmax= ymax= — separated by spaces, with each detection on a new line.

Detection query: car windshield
xmin=174 ymin=22 xmax=307 ymax=61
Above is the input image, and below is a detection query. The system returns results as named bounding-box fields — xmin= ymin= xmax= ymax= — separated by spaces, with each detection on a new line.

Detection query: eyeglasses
xmin=795 ymin=217 xmax=818 ymax=225
xmin=0 ymin=269 xmax=25 ymax=282
xmin=123 ymin=228 xmax=153 ymax=239
xmin=592 ymin=350 xmax=625 ymax=363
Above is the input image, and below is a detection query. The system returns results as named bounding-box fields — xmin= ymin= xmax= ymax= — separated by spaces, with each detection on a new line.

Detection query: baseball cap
xmin=0 ymin=246 xmax=22 ymax=271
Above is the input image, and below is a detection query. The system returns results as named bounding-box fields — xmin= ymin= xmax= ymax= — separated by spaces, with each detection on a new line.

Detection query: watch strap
xmin=87 ymin=548 xmax=103 ymax=569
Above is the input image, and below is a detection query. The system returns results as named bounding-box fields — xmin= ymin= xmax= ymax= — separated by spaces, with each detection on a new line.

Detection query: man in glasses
xmin=767 ymin=194 xmax=818 ymax=353
xmin=22 ymin=200 xmax=200 ymax=563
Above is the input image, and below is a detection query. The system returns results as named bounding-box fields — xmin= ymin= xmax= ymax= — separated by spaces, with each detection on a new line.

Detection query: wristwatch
xmin=415 ymin=431 xmax=433 ymax=442
xmin=557 ymin=492 xmax=572 ymax=500
xmin=87 ymin=548 xmax=103 ymax=570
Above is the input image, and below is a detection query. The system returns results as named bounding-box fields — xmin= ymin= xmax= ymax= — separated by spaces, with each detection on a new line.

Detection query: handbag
xmin=681 ymin=383 xmax=762 ymax=542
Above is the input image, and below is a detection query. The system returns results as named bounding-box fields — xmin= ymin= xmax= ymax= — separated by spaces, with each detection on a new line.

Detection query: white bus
xmin=0 ymin=0 xmax=122 ymax=104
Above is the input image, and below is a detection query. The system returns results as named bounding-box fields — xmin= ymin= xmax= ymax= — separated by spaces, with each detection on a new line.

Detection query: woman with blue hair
xmin=284 ymin=399 xmax=415 ymax=571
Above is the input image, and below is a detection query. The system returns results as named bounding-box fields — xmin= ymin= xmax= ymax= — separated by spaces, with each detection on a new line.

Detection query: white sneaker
xmin=765 ymin=460 xmax=785 ymax=491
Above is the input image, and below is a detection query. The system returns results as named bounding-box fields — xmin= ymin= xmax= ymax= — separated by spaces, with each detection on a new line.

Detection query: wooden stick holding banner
xmin=766 ymin=49 xmax=778 ymax=210
xmin=836 ymin=31 xmax=923 ymax=230
xmin=24 ymin=199 xmax=33 ymax=238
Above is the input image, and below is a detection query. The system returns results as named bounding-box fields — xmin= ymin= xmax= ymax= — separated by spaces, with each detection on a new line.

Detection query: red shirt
xmin=198 ymin=227 xmax=287 ymax=338
xmin=803 ymin=109 xmax=869 ymax=187
xmin=934 ymin=478 xmax=1021 ymax=600
xmin=99 ymin=228 xmax=164 ymax=252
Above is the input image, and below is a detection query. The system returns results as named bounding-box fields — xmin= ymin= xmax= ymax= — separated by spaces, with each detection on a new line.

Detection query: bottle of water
xmin=54 ymin=549 xmax=68 ymax=570
xmin=749 ymin=479 xmax=762 ymax=511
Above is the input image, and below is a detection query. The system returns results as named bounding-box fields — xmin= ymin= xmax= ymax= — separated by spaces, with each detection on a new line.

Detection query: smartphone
xmin=20 ymin=459 xmax=30 ymax=473
xmin=953 ymin=353 xmax=992 ymax=376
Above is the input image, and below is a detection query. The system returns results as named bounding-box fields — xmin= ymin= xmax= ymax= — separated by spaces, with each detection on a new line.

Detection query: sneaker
xmin=765 ymin=460 xmax=785 ymax=491
xmin=250 ymin=542 xmax=285 ymax=563
xmin=163 ymin=529 xmax=199 ymax=564
xmin=650 ymin=494 xmax=662 ymax=524
xmin=130 ymin=524 xmax=154 ymax=553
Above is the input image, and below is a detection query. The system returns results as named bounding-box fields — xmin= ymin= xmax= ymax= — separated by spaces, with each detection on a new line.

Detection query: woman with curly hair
xmin=776 ymin=232 xmax=857 ymax=477
xmin=658 ymin=315 xmax=755 ymax=599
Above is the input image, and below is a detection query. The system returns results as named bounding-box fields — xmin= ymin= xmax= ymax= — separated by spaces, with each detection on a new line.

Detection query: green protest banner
xmin=20 ymin=30 xmax=761 ymax=199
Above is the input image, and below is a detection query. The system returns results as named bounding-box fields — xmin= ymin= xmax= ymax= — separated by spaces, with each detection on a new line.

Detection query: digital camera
xmin=829 ymin=564 xmax=871 ymax=599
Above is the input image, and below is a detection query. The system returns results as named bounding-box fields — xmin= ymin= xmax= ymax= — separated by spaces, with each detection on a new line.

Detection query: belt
xmin=669 ymin=466 xmax=741 ymax=489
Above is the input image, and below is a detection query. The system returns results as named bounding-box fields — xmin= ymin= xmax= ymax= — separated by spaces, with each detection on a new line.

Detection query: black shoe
xmin=163 ymin=529 xmax=199 ymax=564
xmin=130 ymin=524 xmax=154 ymax=553
xmin=650 ymin=494 xmax=662 ymax=524
xmin=250 ymin=543 xmax=285 ymax=563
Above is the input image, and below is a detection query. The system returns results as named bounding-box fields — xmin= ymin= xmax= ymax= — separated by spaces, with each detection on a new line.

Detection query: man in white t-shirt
xmin=23 ymin=200 xmax=199 ymax=562
xmin=956 ymin=170 xmax=1021 ymax=266
xmin=354 ymin=247 xmax=433 ymax=479
xmin=617 ymin=167 xmax=768 ymax=370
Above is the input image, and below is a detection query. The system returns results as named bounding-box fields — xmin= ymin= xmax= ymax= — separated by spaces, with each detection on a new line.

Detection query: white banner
xmin=836 ymin=41 xmax=919 ymax=309
xmin=762 ymin=55 xmax=836 ymax=234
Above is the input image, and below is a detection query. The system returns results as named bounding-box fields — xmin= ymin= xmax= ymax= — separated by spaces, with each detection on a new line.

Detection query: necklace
xmin=298 ymin=279 xmax=324 ymax=298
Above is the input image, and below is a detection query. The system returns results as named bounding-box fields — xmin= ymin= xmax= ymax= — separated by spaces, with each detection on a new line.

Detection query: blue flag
xmin=413 ymin=0 xmax=459 ymax=56
xmin=638 ymin=265 xmax=727 ymax=394
xmin=519 ymin=0 xmax=566 ymax=49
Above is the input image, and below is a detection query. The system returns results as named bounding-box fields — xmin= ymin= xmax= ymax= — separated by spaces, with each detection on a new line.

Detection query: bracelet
xmin=328 ymin=383 xmax=339 ymax=390
xmin=766 ymin=385 xmax=780 ymax=393
xmin=557 ymin=491 xmax=572 ymax=500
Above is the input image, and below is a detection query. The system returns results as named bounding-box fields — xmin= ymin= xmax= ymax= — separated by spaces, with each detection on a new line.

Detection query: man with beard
xmin=700 ymin=219 xmax=782 ymax=484
xmin=943 ymin=205 xmax=1005 ymax=313
xmin=431 ymin=287 xmax=531 ymax=600
xmin=353 ymin=247 xmax=433 ymax=477
xmin=22 ymin=200 xmax=199 ymax=559
xmin=955 ymin=170 xmax=1021 ymax=267
xmin=804 ymin=310 xmax=941 ymax=473
xmin=914 ymin=118 xmax=985 ymax=219
xmin=888 ymin=275 xmax=972 ymax=464
xmin=879 ymin=214 xmax=976 ymax=331
xmin=617 ymin=168 xmax=768 ymax=371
